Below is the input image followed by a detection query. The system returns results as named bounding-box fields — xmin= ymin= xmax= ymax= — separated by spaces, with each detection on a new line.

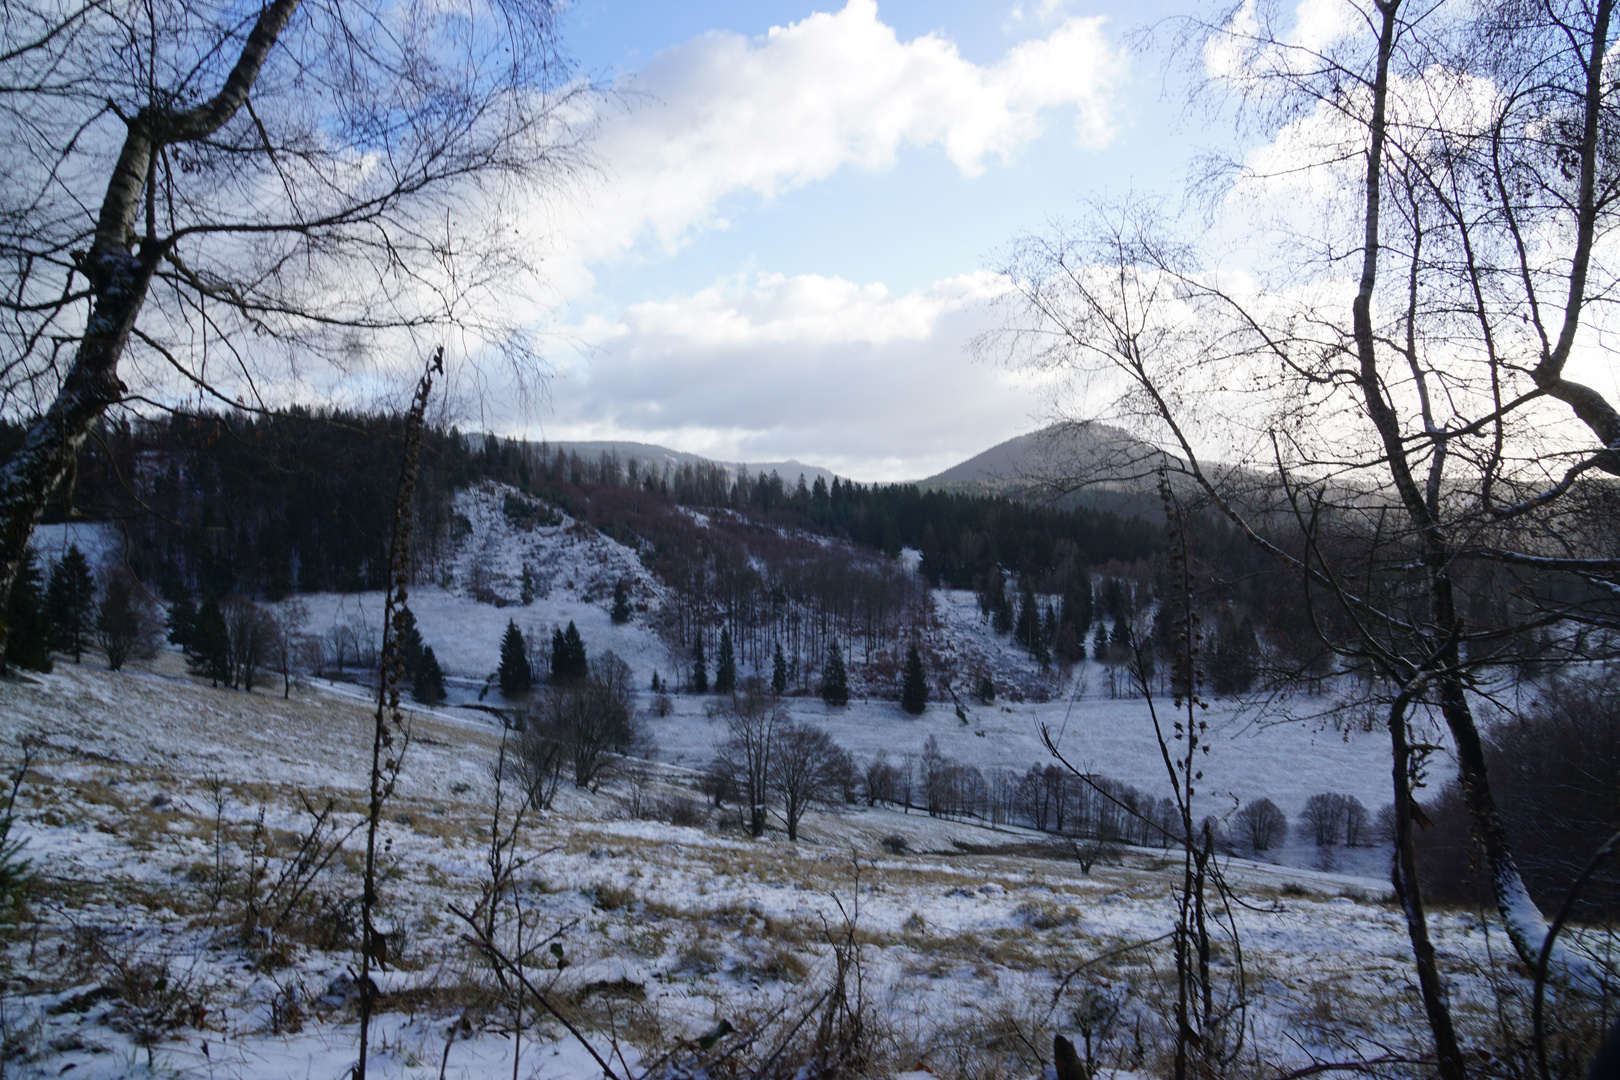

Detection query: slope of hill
xmin=0 ymin=651 xmax=1501 ymax=1080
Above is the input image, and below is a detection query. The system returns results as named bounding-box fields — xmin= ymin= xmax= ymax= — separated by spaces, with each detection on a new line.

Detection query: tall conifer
xmin=821 ymin=639 xmax=849 ymax=706
xmin=189 ymin=599 xmax=230 ymax=687
xmin=772 ymin=642 xmax=788 ymax=696
xmin=691 ymin=634 xmax=708 ymax=694
xmin=46 ymin=546 xmax=95 ymax=662
xmin=498 ymin=620 xmax=532 ymax=697
xmin=900 ymin=642 xmax=927 ymax=715
xmin=3 ymin=552 xmax=51 ymax=673
xmin=714 ymin=627 xmax=736 ymax=694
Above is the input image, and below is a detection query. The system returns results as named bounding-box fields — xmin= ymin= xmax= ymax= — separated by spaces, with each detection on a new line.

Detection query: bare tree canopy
xmin=0 ymin=0 xmax=592 ymax=641
xmin=982 ymin=0 xmax=1620 ymax=1037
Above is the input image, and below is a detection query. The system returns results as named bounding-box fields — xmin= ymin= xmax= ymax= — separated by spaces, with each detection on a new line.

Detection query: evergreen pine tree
xmin=1092 ymin=623 xmax=1108 ymax=662
xmin=714 ymin=626 xmax=736 ymax=694
xmin=413 ymin=645 xmax=446 ymax=704
xmin=991 ymin=584 xmax=1014 ymax=634
xmin=821 ymin=639 xmax=849 ymax=706
xmin=520 ymin=564 xmax=536 ymax=606
xmin=1210 ymin=617 xmax=1259 ymax=696
xmin=1015 ymin=580 xmax=1050 ymax=665
xmin=3 ymin=552 xmax=52 ymax=673
xmin=394 ymin=604 xmax=425 ymax=686
xmin=189 ymin=598 xmax=230 ymax=687
xmin=690 ymin=634 xmax=708 ymax=693
xmin=1062 ymin=575 xmax=1094 ymax=634
xmin=46 ymin=545 xmax=95 ymax=662
xmin=562 ymin=621 xmax=588 ymax=679
xmin=550 ymin=627 xmax=568 ymax=684
xmin=610 ymin=579 xmax=632 ymax=624
xmin=977 ymin=673 xmax=995 ymax=704
xmin=771 ymin=642 xmax=788 ymax=696
xmin=498 ymin=620 xmax=532 ymax=697
xmin=167 ymin=585 xmax=198 ymax=652
xmin=900 ymin=642 xmax=927 ymax=715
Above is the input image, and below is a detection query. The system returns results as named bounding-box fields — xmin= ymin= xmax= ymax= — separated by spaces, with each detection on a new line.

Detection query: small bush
xmin=881 ymin=835 xmax=909 ymax=855
xmin=592 ymin=883 xmax=636 ymax=911
xmin=1234 ymin=797 xmax=1287 ymax=853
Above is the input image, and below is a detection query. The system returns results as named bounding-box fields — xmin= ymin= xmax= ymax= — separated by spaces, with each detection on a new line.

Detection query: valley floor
xmin=0 ymin=657 xmax=1599 ymax=1078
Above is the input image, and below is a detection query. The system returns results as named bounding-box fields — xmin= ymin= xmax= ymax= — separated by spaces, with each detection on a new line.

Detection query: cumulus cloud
xmin=534 ymin=270 xmax=1043 ymax=480
xmin=545 ymin=0 xmax=1127 ymax=283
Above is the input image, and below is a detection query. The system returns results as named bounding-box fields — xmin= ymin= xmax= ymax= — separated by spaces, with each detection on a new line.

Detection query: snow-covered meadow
xmin=1 ymin=486 xmax=1599 ymax=1078
xmin=0 ymin=654 xmax=1525 ymax=1080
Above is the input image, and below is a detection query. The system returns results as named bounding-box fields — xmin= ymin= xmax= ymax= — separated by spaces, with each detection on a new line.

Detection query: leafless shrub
xmin=708 ymin=687 xmax=785 ymax=837
xmin=70 ymin=928 xmax=213 ymax=1070
xmin=770 ymin=723 xmax=854 ymax=841
xmin=520 ymin=650 xmax=639 ymax=791
xmin=222 ymin=596 xmax=276 ymax=692
xmin=1298 ymin=794 xmax=1349 ymax=848
xmin=1234 ymin=798 xmax=1287 ymax=853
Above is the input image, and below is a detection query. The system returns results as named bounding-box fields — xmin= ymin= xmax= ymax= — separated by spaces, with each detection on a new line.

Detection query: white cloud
xmin=1006 ymin=0 xmax=1083 ymax=30
xmin=532 ymin=270 xmax=1042 ymax=480
xmin=548 ymin=0 xmax=1128 ymax=283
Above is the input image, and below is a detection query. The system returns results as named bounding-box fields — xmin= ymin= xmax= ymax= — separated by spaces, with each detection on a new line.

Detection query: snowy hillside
xmin=0 ymin=656 xmax=1534 ymax=1080
xmin=289 ymin=482 xmax=678 ymax=697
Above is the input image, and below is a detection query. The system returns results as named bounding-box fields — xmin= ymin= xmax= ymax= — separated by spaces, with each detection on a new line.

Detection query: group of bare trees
xmin=985 ymin=0 xmax=1620 ymax=1064
xmin=703 ymin=688 xmax=856 ymax=841
xmin=513 ymin=651 xmax=639 ymax=802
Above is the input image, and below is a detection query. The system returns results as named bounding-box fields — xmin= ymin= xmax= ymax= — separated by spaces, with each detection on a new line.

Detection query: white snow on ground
xmin=0 ymin=495 xmax=1558 ymax=1078
xmin=0 ymin=655 xmax=1542 ymax=1079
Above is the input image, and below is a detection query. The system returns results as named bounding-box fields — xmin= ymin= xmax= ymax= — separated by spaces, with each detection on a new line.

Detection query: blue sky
xmin=519 ymin=0 xmax=1203 ymax=480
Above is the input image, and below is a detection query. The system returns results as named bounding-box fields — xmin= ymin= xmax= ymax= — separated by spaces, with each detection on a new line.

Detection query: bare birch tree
xmin=984 ymin=0 xmax=1620 ymax=1066
xmin=0 ymin=1 xmax=592 ymax=648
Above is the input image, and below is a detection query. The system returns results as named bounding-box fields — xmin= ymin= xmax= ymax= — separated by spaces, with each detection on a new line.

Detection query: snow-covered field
xmin=2 ymin=489 xmax=1602 ymax=1078
xmin=0 ymin=655 xmax=1535 ymax=1079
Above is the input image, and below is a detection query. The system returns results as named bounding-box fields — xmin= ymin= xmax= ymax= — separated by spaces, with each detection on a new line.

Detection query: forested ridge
xmin=7 ymin=408 xmax=1164 ymax=594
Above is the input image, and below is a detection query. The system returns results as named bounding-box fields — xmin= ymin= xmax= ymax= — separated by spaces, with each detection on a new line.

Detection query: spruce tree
xmin=1091 ymin=623 xmax=1108 ymax=662
xmin=771 ymin=642 xmax=788 ymax=696
xmin=550 ymin=627 xmax=568 ymax=684
xmin=1211 ymin=617 xmax=1259 ymax=696
xmin=167 ymin=585 xmax=198 ymax=652
xmin=3 ymin=552 xmax=52 ymax=673
xmin=394 ymin=604 xmax=425 ymax=686
xmin=413 ymin=645 xmax=446 ymax=704
xmin=991 ymin=585 xmax=1014 ymax=634
xmin=821 ymin=639 xmax=849 ymax=706
xmin=690 ymin=634 xmax=708 ymax=694
xmin=714 ymin=626 xmax=736 ymax=694
xmin=610 ymin=579 xmax=632 ymax=624
xmin=189 ymin=598 xmax=231 ymax=687
xmin=900 ymin=641 xmax=927 ymax=715
xmin=498 ymin=619 xmax=532 ymax=697
xmin=520 ymin=564 xmax=536 ymax=606
xmin=46 ymin=545 xmax=95 ymax=662
xmin=977 ymin=673 xmax=995 ymax=704
xmin=562 ymin=620 xmax=588 ymax=679
xmin=1062 ymin=575 xmax=1093 ymax=634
